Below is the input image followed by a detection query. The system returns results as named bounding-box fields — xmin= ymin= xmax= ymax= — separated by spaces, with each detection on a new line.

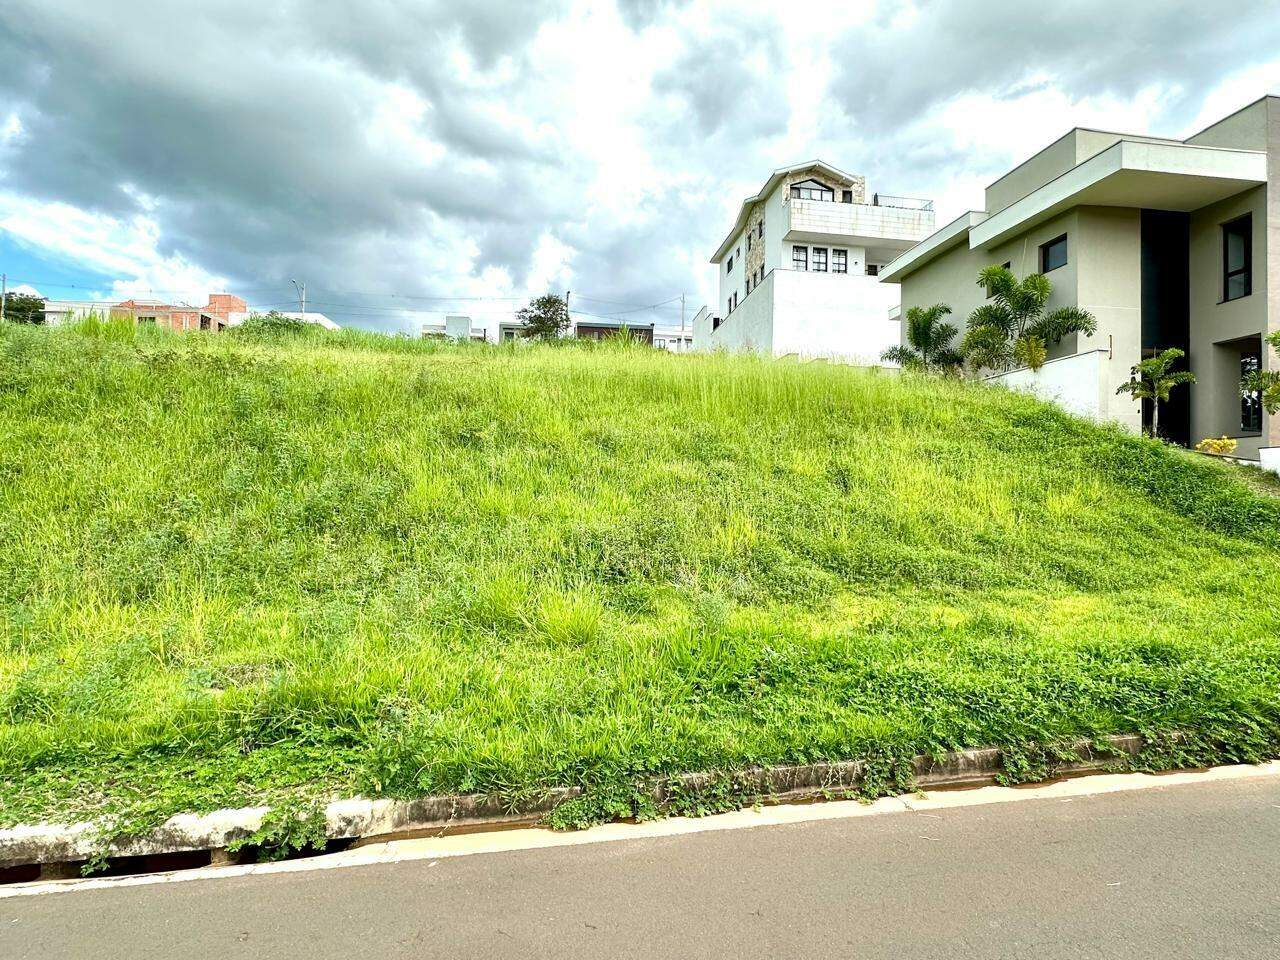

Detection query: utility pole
xmin=564 ymin=289 xmax=571 ymax=337
xmin=291 ymin=278 xmax=306 ymax=318
xmin=680 ymin=293 xmax=685 ymax=333
xmin=1 ymin=274 xmax=6 ymax=324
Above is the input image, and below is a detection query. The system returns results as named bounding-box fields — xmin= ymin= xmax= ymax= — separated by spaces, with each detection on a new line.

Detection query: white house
xmin=694 ymin=161 xmax=935 ymax=363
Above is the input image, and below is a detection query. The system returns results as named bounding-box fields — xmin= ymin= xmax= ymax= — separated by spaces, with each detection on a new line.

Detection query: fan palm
xmin=881 ymin=304 xmax=962 ymax=374
xmin=961 ymin=265 xmax=1097 ymax=373
xmin=1116 ymin=347 xmax=1197 ymax=440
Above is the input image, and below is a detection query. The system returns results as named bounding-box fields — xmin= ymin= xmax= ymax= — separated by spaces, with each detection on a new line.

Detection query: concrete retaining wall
xmin=0 ymin=735 xmax=1146 ymax=873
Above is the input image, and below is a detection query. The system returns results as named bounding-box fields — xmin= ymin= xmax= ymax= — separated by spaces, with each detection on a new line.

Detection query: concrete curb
xmin=0 ymin=734 xmax=1145 ymax=873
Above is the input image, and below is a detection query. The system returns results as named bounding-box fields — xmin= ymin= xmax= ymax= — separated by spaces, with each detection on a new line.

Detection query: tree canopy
xmin=2 ymin=292 xmax=47 ymax=325
xmin=515 ymin=294 xmax=570 ymax=340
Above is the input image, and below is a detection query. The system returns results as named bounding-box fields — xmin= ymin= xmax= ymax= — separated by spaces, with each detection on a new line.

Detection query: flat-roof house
xmin=694 ymin=161 xmax=935 ymax=362
xmin=881 ymin=96 xmax=1279 ymax=468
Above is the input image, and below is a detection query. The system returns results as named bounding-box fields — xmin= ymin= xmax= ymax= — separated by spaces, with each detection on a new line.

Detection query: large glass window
xmin=792 ymin=246 xmax=808 ymax=271
xmin=1242 ymin=349 xmax=1263 ymax=432
xmin=1040 ymin=235 xmax=1068 ymax=273
xmin=726 ymin=255 xmax=733 ymax=274
xmin=832 ymin=249 xmax=847 ymax=274
xmin=811 ymin=247 xmax=828 ymax=272
xmin=1223 ymin=215 xmax=1252 ymax=302
xmin=790 ymin=179 xmax=834 ymax=202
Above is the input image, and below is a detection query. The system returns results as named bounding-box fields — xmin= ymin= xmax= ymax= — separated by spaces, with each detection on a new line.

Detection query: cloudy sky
xmin=1 ymin=0 xmax=1279 ymax=334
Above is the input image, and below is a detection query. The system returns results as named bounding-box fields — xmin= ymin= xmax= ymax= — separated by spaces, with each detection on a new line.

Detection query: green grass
xmin=2 ymin=319 xmax=1280 ymax=834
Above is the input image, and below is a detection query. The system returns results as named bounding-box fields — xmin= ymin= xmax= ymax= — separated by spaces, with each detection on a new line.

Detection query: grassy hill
xmin=2 ymin=319 xmax=1279 ymax=836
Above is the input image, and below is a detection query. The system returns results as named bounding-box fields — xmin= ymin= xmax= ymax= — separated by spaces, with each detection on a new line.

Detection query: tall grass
xmin=1 ymin=320 xmax=1279 ymax=826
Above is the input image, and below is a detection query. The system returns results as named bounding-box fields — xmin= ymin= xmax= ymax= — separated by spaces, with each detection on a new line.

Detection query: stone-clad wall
xmin=784 ymin=166 xmax=865 ymax=204
xmin=745 ymin=203 xmax=765 ymax=283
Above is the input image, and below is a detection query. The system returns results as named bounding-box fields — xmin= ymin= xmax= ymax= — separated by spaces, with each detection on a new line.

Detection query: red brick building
xmin=111 ymin=294 xmax=247 ymax=332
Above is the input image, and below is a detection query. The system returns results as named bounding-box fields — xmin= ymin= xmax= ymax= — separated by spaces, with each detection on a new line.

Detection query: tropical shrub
xmin=1196 ymin=436 xmax=1238 ymax=456
xmin=1240 ymin=330 xmax=1280 ymax=416
xmin=1116 ymin=347 xmax=1196 ymax=440
xmin=881 ymin=303 xmax=962 ymax=374
xmin=961 ymin=266 xmax=1097 ymax=373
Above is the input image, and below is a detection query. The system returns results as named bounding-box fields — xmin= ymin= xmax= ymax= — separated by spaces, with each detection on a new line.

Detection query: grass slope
xmin=2 ymin=321 xmax=1279 ymax=834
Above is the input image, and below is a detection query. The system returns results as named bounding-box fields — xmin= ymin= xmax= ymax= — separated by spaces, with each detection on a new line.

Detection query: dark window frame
xmin=1241 ymin=348 xmax=1263 ymax=433
xmin=1039 ymin=235 xmax=1068 ymax=273
xmin=790 ymin=181 xmax=835 ymax=202
xmin=1222 ymin=214 xmax=1252 ymax=303
xmin=726 ymin=255 xmax=733 ymax=274
xmin=832 ymin=249 xmax=848 ymax=274
xmin=792 ymin=245 xmax=808 ymax=271
xmin=811 ymin=247 xmax=828 ymax=273
xmin=841 ymin=189 xmax=853 ymax=204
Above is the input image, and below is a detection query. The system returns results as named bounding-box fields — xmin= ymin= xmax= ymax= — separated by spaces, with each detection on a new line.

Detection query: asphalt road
xmin=5 ymin=774 xmax=1280 ymax=959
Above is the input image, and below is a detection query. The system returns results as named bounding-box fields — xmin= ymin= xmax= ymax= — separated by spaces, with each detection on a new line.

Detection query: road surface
xmin=4 ymin=771 xmax=1280 ymax=959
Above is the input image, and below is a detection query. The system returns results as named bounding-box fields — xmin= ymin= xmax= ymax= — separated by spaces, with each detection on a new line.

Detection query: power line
xmin=6 ymin=274 xmax=694 ymax=324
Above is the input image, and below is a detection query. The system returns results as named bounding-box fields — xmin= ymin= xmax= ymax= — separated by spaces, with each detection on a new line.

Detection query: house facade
xmin=44 ymin=293 xmax=254 ymax=332
xmin=881 ymin=96 xmax=1279 ymax=467
xmin=695 ymin=161 xmax=935 ymax=362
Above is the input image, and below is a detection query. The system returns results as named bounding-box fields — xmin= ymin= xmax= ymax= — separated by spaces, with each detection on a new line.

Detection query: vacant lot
xmin=2 ymin=320 xmax=1279 ymax=832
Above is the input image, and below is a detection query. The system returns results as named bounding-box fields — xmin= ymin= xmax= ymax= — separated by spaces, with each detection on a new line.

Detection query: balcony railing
xmin=871 ymin=193 xmax=933 ymax=212
xmin=786 ymin=197 xmax=935 ymax=244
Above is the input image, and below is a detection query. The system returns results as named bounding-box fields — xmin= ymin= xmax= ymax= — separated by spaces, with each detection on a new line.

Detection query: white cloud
xmin=0 ymin=193 xmax=228 ymax=304
xmin=0 ymin=0 xmax=1277 ymax=328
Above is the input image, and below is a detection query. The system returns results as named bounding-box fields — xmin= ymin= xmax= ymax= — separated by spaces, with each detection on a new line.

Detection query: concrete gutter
xmin=0 ymin=734 xmax=1145 ymax=875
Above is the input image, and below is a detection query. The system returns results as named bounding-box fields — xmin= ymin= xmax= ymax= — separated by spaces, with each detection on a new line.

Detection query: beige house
xmin=881 ymin=96 xmax=1279 ymax=468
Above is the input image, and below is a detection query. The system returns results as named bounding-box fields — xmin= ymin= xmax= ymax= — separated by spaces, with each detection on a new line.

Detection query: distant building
xmin=653 ymin=322 xmax=693 ymax=352
xmin=695 ymin=161 xmax=935 ymax=362
xmin=422 ymin=315 xmax=487 ymax=340
xmin=42 ymin=300 xmax=113 ymax=325
xmin=42 ymin=293 xmax=338 ymax=332
xmin=113 ymin=294 xmax=247 ymax=332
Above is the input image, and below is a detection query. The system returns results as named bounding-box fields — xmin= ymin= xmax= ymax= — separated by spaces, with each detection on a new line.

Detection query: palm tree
xmin=881 ymin=304 xmax=962 ymax=374
xmin=1116 ymin=347 xmax=1196 ymax=440
xmin=961 ymin=266 xmax=1097 ymax=373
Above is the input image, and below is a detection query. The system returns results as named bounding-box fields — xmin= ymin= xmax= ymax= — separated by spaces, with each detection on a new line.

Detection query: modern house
xmin=652 ymin=322 xmax=694 ymax=352
xmin=881 ymin=96 xmax=1279 ymax=469
xmin=694 ymin=161 xmax=935 ymax=362
xmin=496 ymin=317 xmax=685 ymax=346
xmin=423 ymin=315 xmax=487 ymax=340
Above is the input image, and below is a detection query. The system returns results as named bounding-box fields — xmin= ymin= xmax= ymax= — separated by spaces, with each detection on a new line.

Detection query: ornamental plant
xmin=961 ymin=265 xmax=1097 ymax=373
xmin=1240 ymin=330 xmax=1280 ymax=417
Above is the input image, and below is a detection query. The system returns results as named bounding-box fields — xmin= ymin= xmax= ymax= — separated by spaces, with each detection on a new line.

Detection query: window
xmin=747 ymin=234 xmax=752 ymax=252
xmin=866 ymin=264 xmax=880 ymax=277
xmin=1242 ymin=350 xmax=1263 ymax=432
xmin=831 ymin=250 xmax=847 ymax=274
xmin=792 ymin=246 xmax=808 ymax=271
xmin=757 ymin=221 xmax=763 ymax=239
xmin=1040 ymin=235 xmax=1068 ymax=273
xmin=726 ymin=255 xmax=733 ymax=274
xmin=199 ymin=316 xmax=211 ymax=330
xmin=790 ymin=179 xmax=834 ymax=202
xmin=138 ymin=316 xmax=156 ymax=325
xmin=811 ymin=247 xmax=828 ymax=272
xmin=841 ymin=189 xmax=853 ymax=203
xmin=1223 ymin=214 xmax=1252 ymax=302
